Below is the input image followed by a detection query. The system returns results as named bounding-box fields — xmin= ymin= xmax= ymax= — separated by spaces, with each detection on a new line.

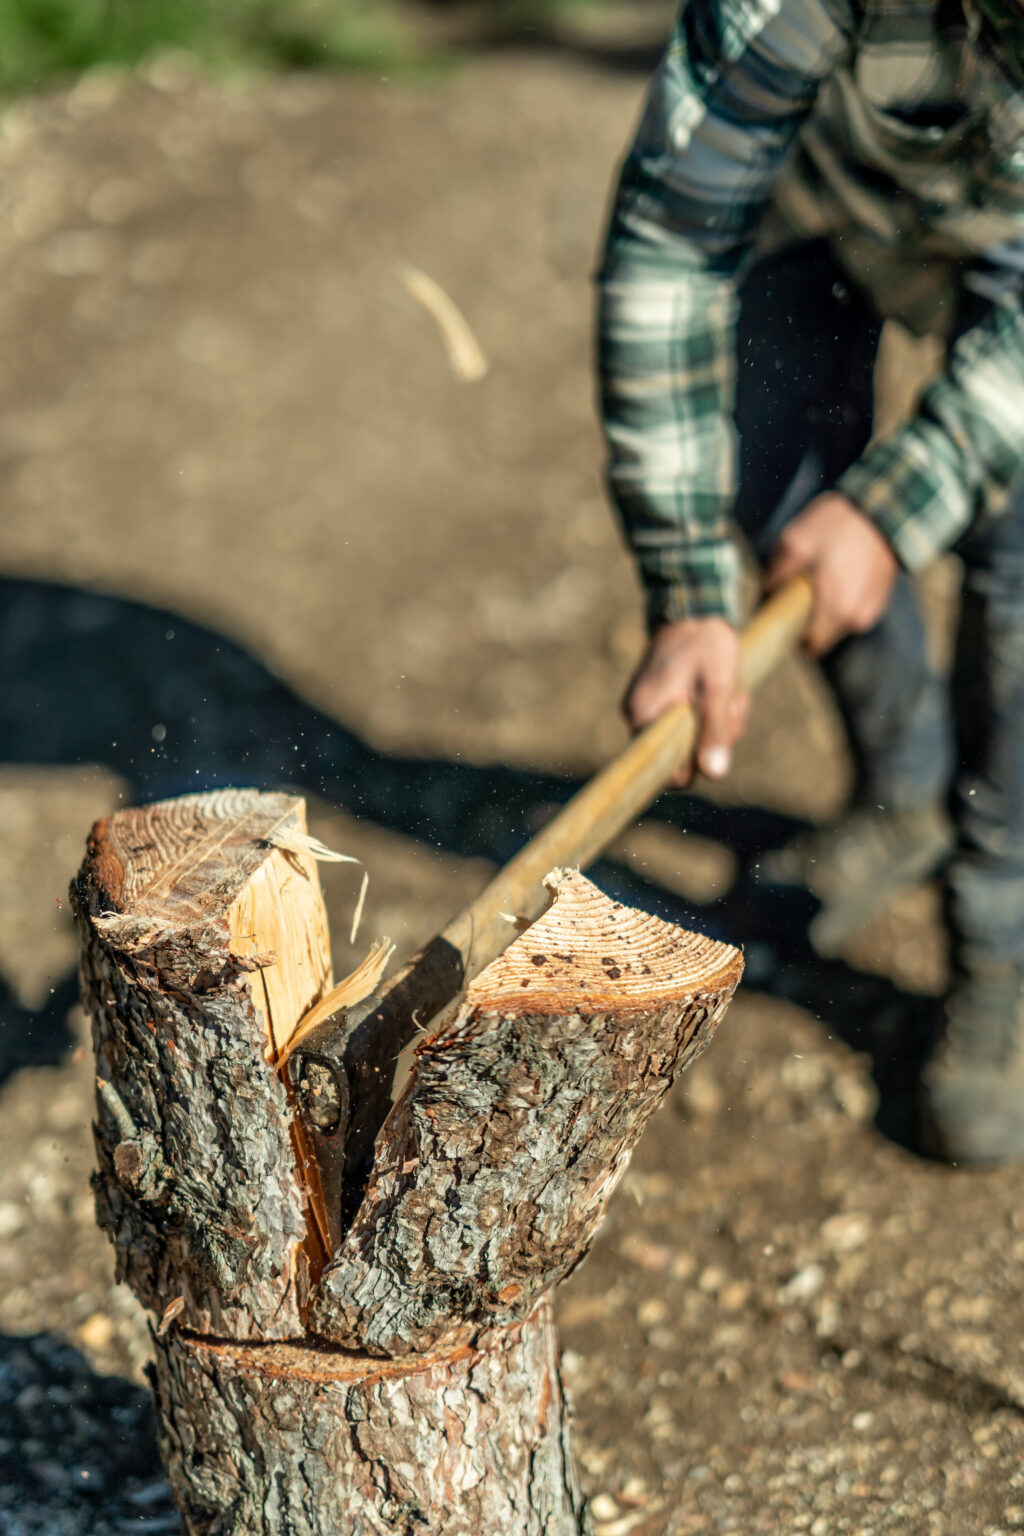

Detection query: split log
xmin=73 ymin=790 xmax=742 ymax=1535
xmin=73 ymin=789 xmax=334 ymax=1339
xmin=309 ymin=869 xmax=741 ymax=1353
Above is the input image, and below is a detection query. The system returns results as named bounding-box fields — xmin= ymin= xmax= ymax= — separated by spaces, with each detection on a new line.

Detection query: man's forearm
xmin=596 ymin=0 xmax=853 ymax=626
xmin=597 ymin=260 xmax=742 ymax=627
xmin=836 ymin=277 xmax=1024 ymax=569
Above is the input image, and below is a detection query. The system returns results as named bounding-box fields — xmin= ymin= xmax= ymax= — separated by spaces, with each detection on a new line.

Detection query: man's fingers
xmin=731 ymin=689 xmax=751 ymax=738
xmin=804 ymin=604 xmax=841 ymax=655
xmin=766 ymin=492 xmax=899 ymax=654
xmin=623 ymin=616 xmax=744 ymax=786
xmin=625 ymin=658 xmax=696 ymax=731
xmin=768 ymin=533 xmax=834 ymax=653
xmin=627 ymin=658 xmax=705 ymax=785
xmin=626 ymin=673 xmax=688 ymax=731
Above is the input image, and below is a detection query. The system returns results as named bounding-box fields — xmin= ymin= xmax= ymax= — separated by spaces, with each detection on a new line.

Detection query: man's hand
xmin=765 ymin=493 xmax=899 ymax=654
xmin=624 ymin=495 xmax=895 ymax=782
xmin=624 ymin=617 xmax=749 ymax=786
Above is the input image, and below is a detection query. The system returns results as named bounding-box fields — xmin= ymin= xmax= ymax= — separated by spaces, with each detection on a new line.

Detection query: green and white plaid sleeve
xmin=838 ymin=280 xmax=1024 ymax=568
xmin=597 ymin=267 xmax=742 ymax=626
xmin=597 ymin=0 xmax=854 ymax=628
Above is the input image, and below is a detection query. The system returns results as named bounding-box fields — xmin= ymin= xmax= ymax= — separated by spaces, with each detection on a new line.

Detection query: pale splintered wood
xmin=228 ymin=836 xmax=336 ymax=1259
xmin=279 ymin=937 xmax=394 ymax=1068
xmin=152 ymin=1299 xmax=585 ymax=1536
xmin=228 ymin=842 xmax=334 ymax=1064
xmin=74 ymin=789 xmax=334 ymax=1336
xmin=310 ymin=869 xmax=743 ymax=1354
xmin=89 ymin=785 xmax=333 ymax=1063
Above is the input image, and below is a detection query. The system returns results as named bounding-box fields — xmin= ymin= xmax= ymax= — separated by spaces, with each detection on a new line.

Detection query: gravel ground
xmin=0 ymin=23 xmax=1020 ymax=1536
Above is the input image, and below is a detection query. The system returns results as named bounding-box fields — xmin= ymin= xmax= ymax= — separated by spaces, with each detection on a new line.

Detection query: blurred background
xmin=1 ymin=4 xmax=1023 ymax=1534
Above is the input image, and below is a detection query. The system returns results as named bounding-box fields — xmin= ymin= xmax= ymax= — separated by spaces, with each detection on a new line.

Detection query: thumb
xmin=765 ymin=536 xmax=812 ymax=593
xmin=696 ymin=675 xmax=737 ymax=779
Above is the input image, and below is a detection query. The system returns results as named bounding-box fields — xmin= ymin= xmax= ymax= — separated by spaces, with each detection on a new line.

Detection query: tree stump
xmin=73 ymin=790 xmax=742 ymax=1535
xmin=150 ymin=1299 xmax=581 ymax=1535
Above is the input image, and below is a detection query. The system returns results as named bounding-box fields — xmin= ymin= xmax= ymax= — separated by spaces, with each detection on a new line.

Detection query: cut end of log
xmin=454 ymin=865 xmax=741 ymax=1021
xmin=84 ymin=788 xmax=305 ymax=915
xmin=77 ymin=789 xmax=337 ymax=1070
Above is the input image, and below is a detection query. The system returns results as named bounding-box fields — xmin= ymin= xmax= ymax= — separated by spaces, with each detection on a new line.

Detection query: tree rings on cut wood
xmin=151 ymin=1297 xmax=586 ymax=1536
xmin=73 ymin=789 xmax=335 ymax=1339
xmin=310 ymin=868 xmax=743 ymax=1355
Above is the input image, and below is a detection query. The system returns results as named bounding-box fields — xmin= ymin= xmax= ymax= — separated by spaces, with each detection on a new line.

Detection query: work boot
xmin=918 ymin=960 xmax=1024 ymax=1164
xmin=755 ymin=801 xmax=953 ymax=956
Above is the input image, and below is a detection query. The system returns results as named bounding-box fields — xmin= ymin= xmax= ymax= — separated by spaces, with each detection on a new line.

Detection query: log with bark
xmin=73 ymin=789 xmax=742 ymax=1535
xmin=311 ymin=867 xmax=741 ymax=1354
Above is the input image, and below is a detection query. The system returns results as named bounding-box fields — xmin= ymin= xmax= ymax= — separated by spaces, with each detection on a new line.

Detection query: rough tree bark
xmin=73 ymin=790 xmax=742 ymax=1536
xmin=150 ymin=1298 xmax=581 ymax=1535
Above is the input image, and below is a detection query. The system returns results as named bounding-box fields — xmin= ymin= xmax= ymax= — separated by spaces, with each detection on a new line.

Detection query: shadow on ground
xmin=0 ymin=1331 xmax=175 ymax=1534
xmin=1 ymin=574 xmax=929 ymax=1143
xmin=472 ymin=29 xmax=665 ymax=74
xmin=0 ymin=974 xmax=79 ymax=1087
xmin=412 ymin=0 xmax=670 ymax=74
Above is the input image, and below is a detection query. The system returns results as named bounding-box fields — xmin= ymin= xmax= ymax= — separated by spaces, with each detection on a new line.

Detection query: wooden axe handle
xmin=444 ymin=572 xmax=814 ymax=983
xmin=324 ymin=574 xmax=813 ymax=1228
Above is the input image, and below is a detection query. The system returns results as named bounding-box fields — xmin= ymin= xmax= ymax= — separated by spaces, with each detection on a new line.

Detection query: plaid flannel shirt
xmin=598 ymin=0 xmax=1024 ymax=626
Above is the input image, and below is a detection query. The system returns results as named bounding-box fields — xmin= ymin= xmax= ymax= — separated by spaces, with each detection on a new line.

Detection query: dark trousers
xmin=735 ymin=241 xmax=1024 ymax=966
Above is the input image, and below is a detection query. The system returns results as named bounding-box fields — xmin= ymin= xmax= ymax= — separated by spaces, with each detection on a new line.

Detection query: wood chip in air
xmin=399 ymin=263 xmax=489 ymax=383
xmin=350 ymin=869 xmax=369 ymax=946
xmin=264 ymin=828 xmax=359 ymax=865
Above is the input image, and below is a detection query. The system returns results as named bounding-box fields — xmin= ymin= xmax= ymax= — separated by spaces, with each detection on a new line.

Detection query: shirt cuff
xmin=637 ymin=539 xmax=743 ymax=629
xmin=835 ymin=434 xmax=972 ymax=574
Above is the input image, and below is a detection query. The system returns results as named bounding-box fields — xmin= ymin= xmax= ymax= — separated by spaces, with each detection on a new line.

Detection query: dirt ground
xmin=1 ymin=15 xmax=1022 ymax=1536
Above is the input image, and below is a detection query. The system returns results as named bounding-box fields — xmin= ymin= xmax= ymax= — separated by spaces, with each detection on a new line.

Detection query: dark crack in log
xmin=150 ymin=1296 xmax=587 ymax=1536
xmin=326 ymin=931 xmax=467 ymax=1238
xmin=72 ymin=789 xmax=334 ymax=1338
xmin=310 ymin=868 xmax=743 ymax=1354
